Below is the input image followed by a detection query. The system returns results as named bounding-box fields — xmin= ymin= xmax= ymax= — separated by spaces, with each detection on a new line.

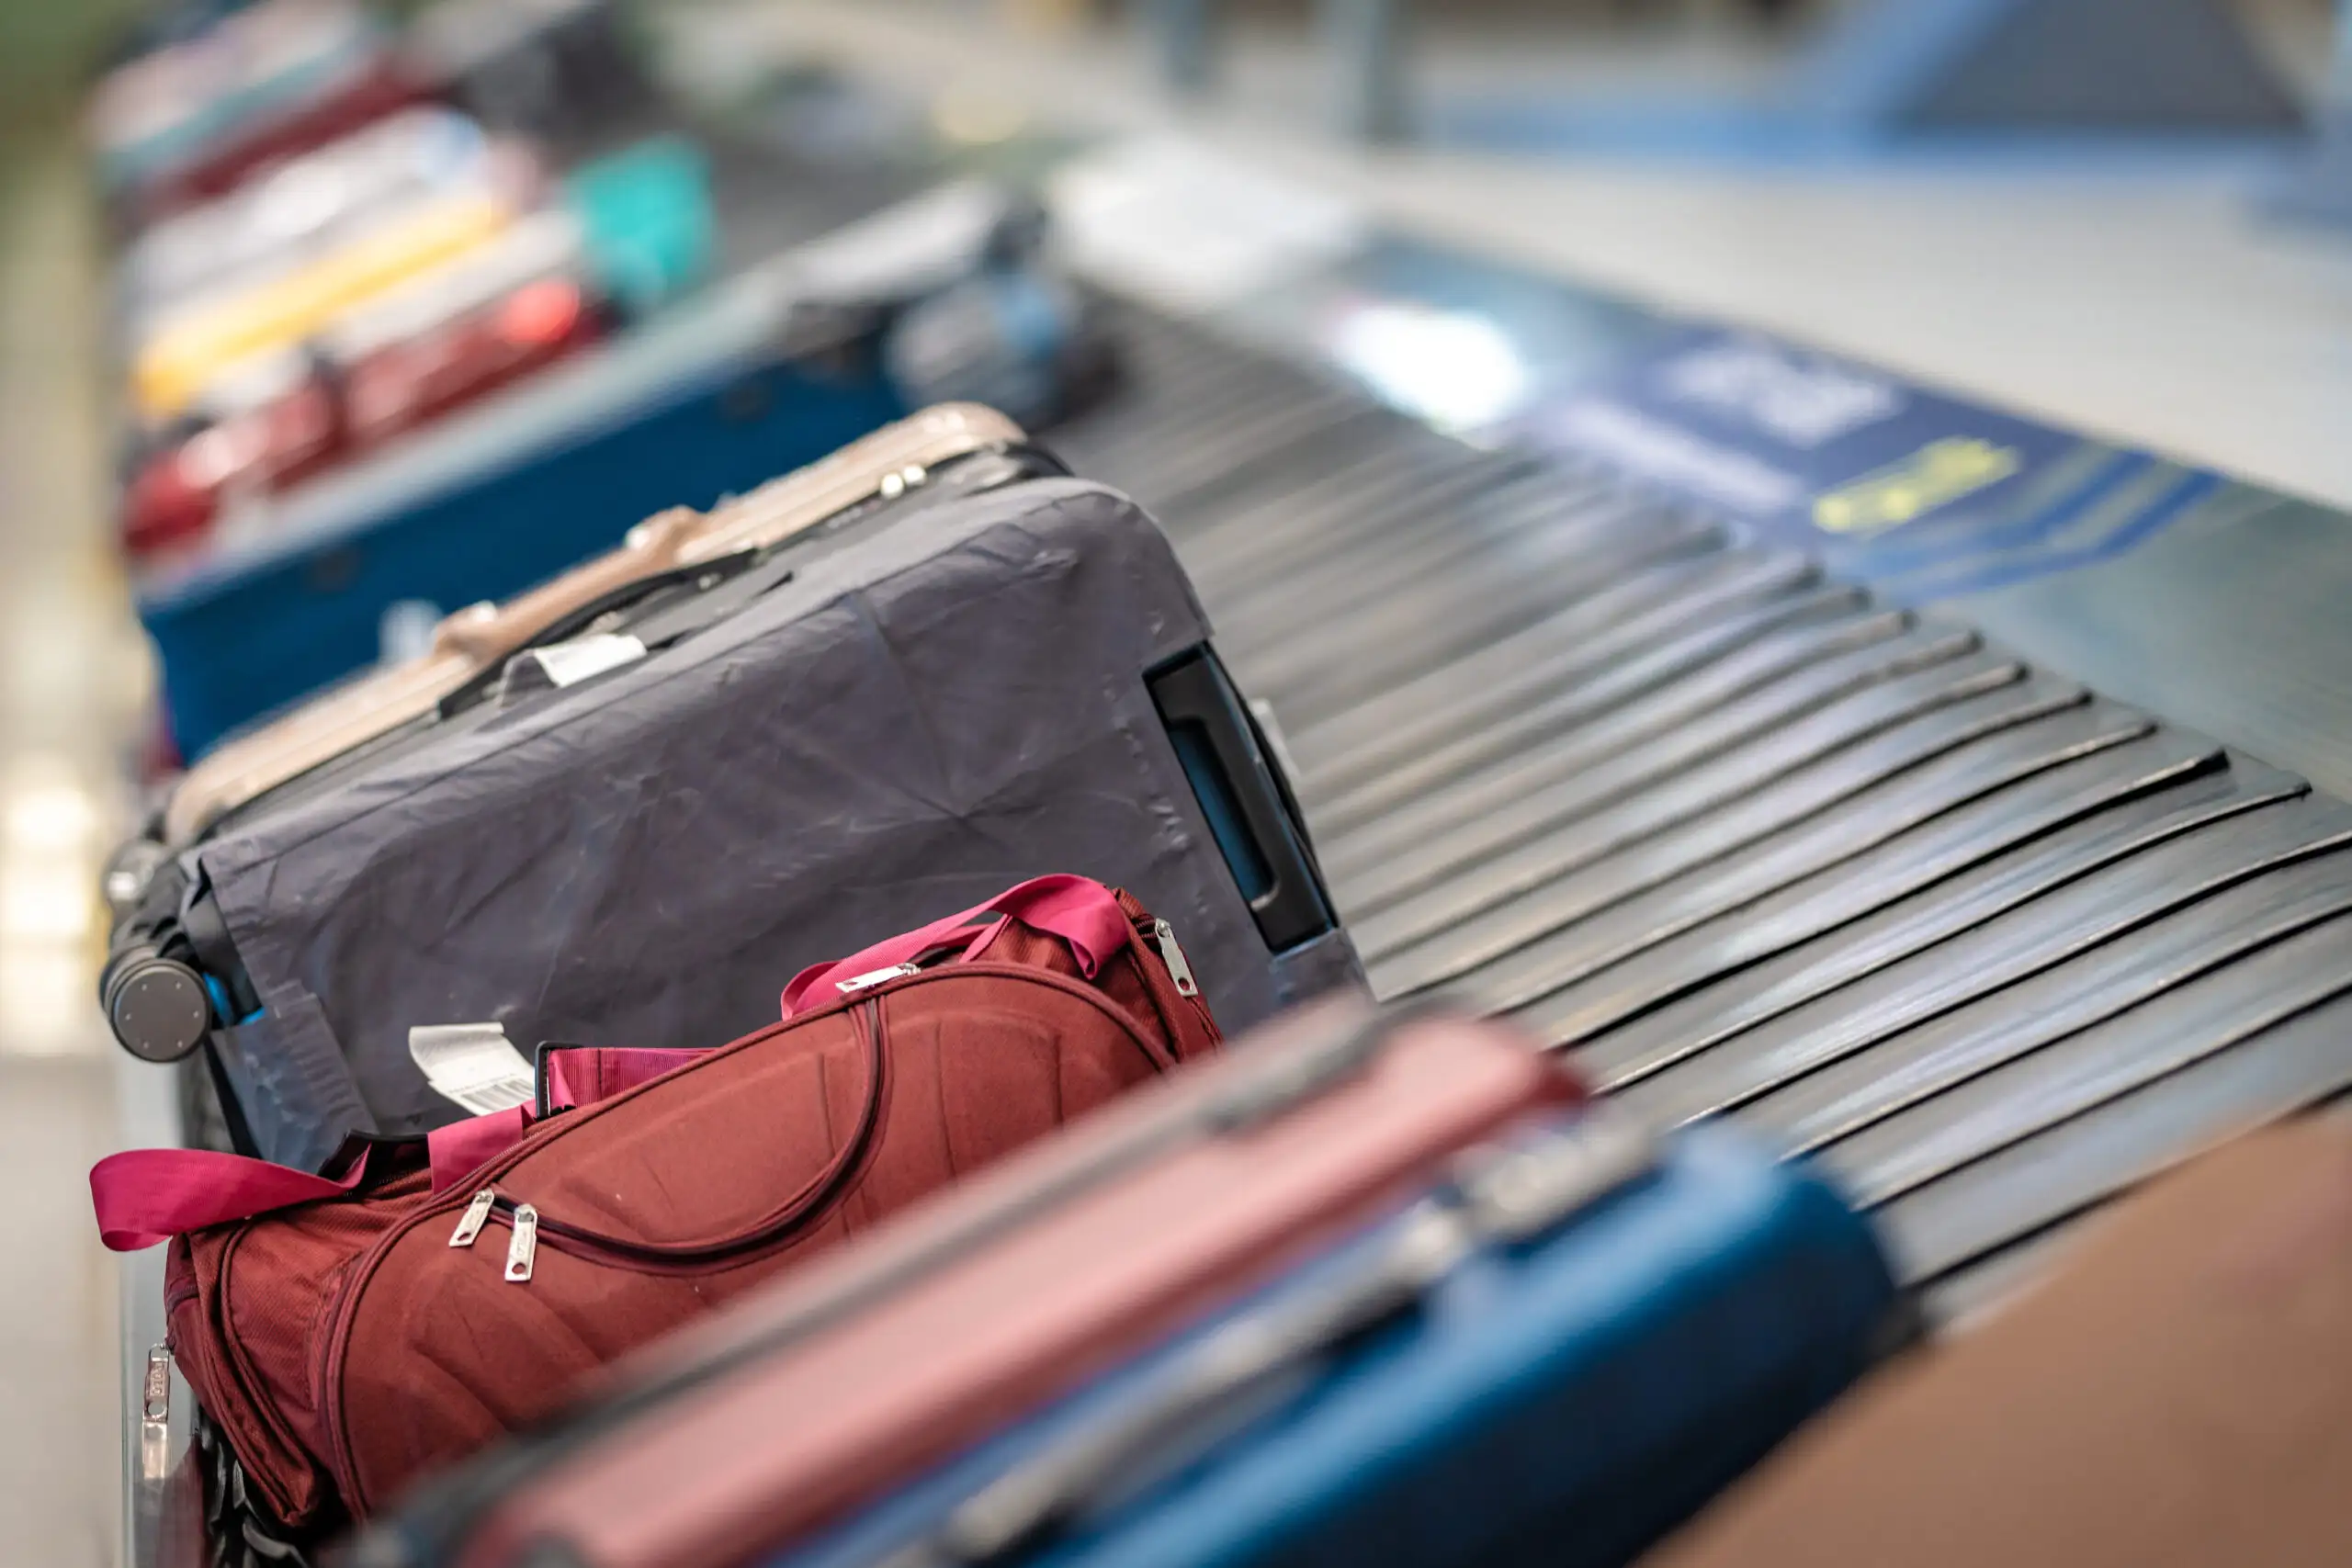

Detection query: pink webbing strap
xmin=91 ymin=1147 xmax=376 ymax=1252
xmin=425 ymin=1045 xmax=707 ymax=1192
xmin=541 ymin=1046 xmax=705 ymax=1112
xmin=90 ymin=1046 xmax=708 ymax=1247
xmin=778 ymin=874 xmax=1133 ymax=1020
xmin=425 ymin=1106 xmax=532 ymax=1192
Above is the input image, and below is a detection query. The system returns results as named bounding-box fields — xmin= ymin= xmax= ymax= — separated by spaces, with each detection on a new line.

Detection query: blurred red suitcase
xmin=368 ymin=999 xmax=1586 ymax=1568
xmin=91 ymin=0 xmax=427 ymax=227
xmin=139 ymin=59 xmax=425 ymax=219
xmin=123 ymin=267 xmax=604 ymax=558
xmin=1642 ymin=1113 xmax=2352 ymax=1568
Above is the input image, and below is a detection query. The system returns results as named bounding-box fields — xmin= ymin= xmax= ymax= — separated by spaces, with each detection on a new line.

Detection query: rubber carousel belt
xmin=1051 ymin=303 xmax=2352 ymax=1303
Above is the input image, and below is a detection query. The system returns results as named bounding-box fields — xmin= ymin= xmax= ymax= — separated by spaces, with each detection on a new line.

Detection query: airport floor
xmin=0 ymin=134 xmax=152 ymax=1568
xmin=10 ymin=5 xmax=2352 ymax=1562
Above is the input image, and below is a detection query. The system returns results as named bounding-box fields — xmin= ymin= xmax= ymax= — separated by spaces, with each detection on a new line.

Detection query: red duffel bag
xmin=91 ymin=875 xmax=1219 ymax=1535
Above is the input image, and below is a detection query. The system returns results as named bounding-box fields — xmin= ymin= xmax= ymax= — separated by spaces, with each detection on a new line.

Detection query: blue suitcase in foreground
xmin=137 ymin=178 xmax=1098 ymax=756
xmin=780 ymin=1117 xmax=1905 ymax=1568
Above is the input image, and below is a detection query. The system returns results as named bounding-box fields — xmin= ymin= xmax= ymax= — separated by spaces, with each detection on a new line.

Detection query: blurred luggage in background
xmin=90 ymin=0 xmax=662 ymax=224
xmin=98 ymin=39 xmax=1115 ymax=758
xmin=91 ymin=0 xmax=418 ymax=222
xmin=85 ymin=0 xmax=1119 ymax=763
xmin=112 ymin=105 xmax=509 ymax=337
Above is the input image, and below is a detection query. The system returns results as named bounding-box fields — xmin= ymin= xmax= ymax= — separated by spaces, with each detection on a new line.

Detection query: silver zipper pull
xmin=1152 ymin=919 xmax=1199 ymax=998
xmin=837 ymin=962 xmax=921 ymax=995
xmin=140 ymin=1346 xmax=174 ymax=1486
xmin=448 ymin=1187 xmax=498 ymax=1248
xmin=503 ymin=1204 xmax=539 ymax=1282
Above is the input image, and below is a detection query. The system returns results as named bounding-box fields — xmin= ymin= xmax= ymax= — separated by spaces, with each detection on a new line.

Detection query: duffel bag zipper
xmin=1131 ymin=911 xmax=1219 ymax=1051
xmin=831 ymin=939 xmax=965 ymax=995
xmin=835 ymin=962 xmax=921 ymax=994
xmin=447 ymin=1187 xmax=497 ymax=1247
xmin=319 ymin=964 xmax=1180 ymax=1510
xmin=1150 ymin=919 xmax=1198 ymax=997
xmin=504 ymin=1205 xmax=539 ymax=1283
xmin=442 ymin=998 xmax=891 ymax=1279
xmin=446 ymin=966 xmax=1187 ymax=1266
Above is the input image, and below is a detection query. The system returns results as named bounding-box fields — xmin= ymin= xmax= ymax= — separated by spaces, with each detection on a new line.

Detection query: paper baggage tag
xmin=410 ymin=1022 xmax=537 ymax=1114
xmin=514 ymin=632 xmax=647 ymax=690
xmin=493 ymin=634 xmax=650 ymax=710
xmin=1046 ymin=136 xmax=1368 ymax=315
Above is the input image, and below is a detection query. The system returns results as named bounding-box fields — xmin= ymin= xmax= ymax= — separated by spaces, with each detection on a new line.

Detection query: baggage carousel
xmin=1049 ymin=297 xmax=2352 ymax=1324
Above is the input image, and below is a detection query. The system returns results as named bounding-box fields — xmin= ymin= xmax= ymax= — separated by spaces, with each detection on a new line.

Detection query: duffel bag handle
xmin=779 ymin=874 xmax=1135 ymax=1020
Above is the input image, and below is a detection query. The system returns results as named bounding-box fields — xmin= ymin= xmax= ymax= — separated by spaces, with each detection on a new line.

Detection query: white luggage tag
xmin=409 ymin=1021 xmax=537 ymax=1115
xmin=496 ymin=633 xmax=648 ymax=707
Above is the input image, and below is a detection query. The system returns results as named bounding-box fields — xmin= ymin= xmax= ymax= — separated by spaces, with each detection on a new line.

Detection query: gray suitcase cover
xmin=188 ymin=477 xmax=1363 ymax=1170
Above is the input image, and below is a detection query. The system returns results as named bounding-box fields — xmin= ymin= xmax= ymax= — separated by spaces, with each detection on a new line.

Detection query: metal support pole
xmin=1137 ymin=0 xmax=1218 ymax=96
xmin=2274 ymin=0 xmax=2352 ymax=224
xmin=1320 ymin=0 xmax=1410 ymax=142
xmin=2329 ymin=0 xmax=2352 ymax=131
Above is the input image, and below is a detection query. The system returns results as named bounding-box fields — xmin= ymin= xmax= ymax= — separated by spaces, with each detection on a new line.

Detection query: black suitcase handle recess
xmin=1149 ymin=649 xmax=1336 ymax=954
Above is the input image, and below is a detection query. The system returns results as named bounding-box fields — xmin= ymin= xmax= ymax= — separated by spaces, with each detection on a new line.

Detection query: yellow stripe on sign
xmin=1813 ymin=437 xmax=2023 ymax=536
xmin=133 ymin=193 xmax=515 ymax=422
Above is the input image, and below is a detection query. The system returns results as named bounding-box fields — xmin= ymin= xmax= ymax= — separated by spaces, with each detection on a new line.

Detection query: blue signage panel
xmin=1218 ymin=243 xmax=2226 ymax=601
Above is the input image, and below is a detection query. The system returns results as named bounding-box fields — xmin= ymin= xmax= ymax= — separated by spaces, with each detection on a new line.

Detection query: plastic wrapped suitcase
xmin=132 ymin=178 xmax=1103 ymax=756
xmin=354 ymin=1002 xmax=1902 ymax=1568
xmin=102 ymin=404 xmax=1358 ymax=1172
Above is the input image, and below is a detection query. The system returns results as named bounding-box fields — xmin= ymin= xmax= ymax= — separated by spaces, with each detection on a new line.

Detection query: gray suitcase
xmin=105 ymin=412 xmax=1360 ymax=1171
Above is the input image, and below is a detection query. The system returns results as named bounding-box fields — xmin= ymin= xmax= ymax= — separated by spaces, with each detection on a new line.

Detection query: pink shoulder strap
xmin=90 ymin=1043 xmax=707 ymax=1250
xmin=91 ymin=1146 xmax=376 ymax=1252
xmin=779 ymin=874 xmax=1132 ymax=1019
